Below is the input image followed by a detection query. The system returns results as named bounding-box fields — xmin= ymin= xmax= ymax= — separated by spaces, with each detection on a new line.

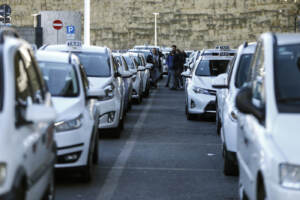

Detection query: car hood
xmin=88 ymin=77 xmax=112 ymax=90
xmin=52 ymin=97 xmax=83 ymax=121
xmin=193 ymin=76 xmax=215 ymax=90
xmin=272 ymin=114 xmax=300 ymax=164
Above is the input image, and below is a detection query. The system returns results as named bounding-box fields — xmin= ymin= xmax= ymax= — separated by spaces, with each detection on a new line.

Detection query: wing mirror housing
xmin=120 ymin=71 xmax=132 ymax=78
xmin=236 ymin=86 xmax=265 ymax=122
xmin=25 ymin=104 xmax=56 ymax=123
xmin=181 ymin=69 xmax=192 ymax=78
xmin=212 ymin=73 xmax=228 ymax=89
xmin=87 ymin=88 xmax=106 ymax=99
xmin=146 ymin=63 xmax=153 ymax=69
xmin=138 ymin=66 xmax=146 ymax=71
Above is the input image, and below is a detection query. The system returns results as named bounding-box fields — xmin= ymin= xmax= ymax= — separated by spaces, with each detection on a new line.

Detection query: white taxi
xmin=236 ymin=33 xmax=300 ymax=200
xmin=0 ymin=29 xmax=56 ymax=200
xmin=41 ymin=44 xmax=128 ymax=138
xmin=36 ymin=50 xmax=100 ymax=181
xmin=182 ymin=52 xmax=233 ymax=120
xmin=213 ymin=42 xmax=256 ymax=176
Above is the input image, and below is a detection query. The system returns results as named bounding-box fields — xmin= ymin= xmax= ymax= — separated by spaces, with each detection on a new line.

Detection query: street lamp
xmin=84 ymin=0 xmax=90 ymax=45
xmin=153 ymin=12 xmax=159 ymax=46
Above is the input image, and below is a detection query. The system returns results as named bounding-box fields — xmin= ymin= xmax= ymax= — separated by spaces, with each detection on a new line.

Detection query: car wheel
xmin=143 ymin=82 xmax=150 ymax=97
xmin=257 ymin=180 xmax=267 ymax=200
xmin=42 ymin=170 xmax=55 ymax=200
xmin=223 ymin=146 xmax=238 ymax=176
xmin=82 ymin=149 xmax=94 ymax=182
xmin=12 ymin=178 xmax=26 ymax=200
xmin=216 ymin=114 xmax=221 ymax=136
xmin=128 ymin=100 xmax=132 ymax=111
xmin=93 ymin=134 xmax=99 ymax=164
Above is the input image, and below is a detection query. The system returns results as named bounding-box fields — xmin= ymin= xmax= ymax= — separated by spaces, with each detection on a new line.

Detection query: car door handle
xmin=243 ymin=135 xmax=249 ymax=145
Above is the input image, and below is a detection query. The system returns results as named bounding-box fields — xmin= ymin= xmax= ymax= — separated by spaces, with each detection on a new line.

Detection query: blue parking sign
xmin=66 ymin=26 xmax=75 ymax=34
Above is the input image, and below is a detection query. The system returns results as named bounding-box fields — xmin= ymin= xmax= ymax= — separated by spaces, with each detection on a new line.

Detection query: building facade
xmin=2 ymin=0 xmax=299 ymax=49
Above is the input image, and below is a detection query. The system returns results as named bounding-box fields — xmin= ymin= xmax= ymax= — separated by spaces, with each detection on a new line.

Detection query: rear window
xmin=38 ymin=62 xmax=79 ymax=97
xmin=235 ymin=54 xmax=253 ymax=88
xmin=73 ymin=52 xmax=111 ymax=77
xmin=195 ymin=60 xmax=230 ymax=76
xmin=0 ymin=48 xmax=3 ymax=111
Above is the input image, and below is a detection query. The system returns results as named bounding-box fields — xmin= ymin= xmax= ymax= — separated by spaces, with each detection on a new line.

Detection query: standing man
xmin=147 ymin=48 xmax=162 ymax=88
xmin=166 ymin=45 xmax=179 ymax=90
xmin=176 ymin=49 xmax=187 ymax=89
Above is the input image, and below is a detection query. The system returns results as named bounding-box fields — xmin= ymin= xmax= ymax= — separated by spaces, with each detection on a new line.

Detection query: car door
xmin=237 ymin=41 xmax=266 ymax=199
xmin=14 ymin=49 xmax=48 ymax=193
xmin=112 ymin=56 xmax=124 ymax=117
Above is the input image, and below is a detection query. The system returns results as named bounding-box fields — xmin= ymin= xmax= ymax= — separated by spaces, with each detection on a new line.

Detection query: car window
xmin=250 ymin=41 xmax=265 ymax=109
xmin=15 ymin=52 xmax=33 ymax=125
xmin=79 ymin=64 xmax=89 ymax=95
xmin=275 ymin=43 xmax=300 ymax=112
xmin=0 ymin=47 xmax=3 ymax=112
xmin=226 ymin=55 xmax=237 ymax=86
xmin=121 ymin=56 xmax=129 ymax=71
xmin=20 ymin=48 xmax=44 ymax=104
xmin=124 ymin=56 xmax=136 ymax=70
xmin=38 ymin=62 xmax=79 ymax=97
xmin=73 ymin=52 xmax=111 ymax=77
xmin=235 ymin=54 xmax=253 ymax=88
xmin=195 ymin=59 xmax=230 ymax=76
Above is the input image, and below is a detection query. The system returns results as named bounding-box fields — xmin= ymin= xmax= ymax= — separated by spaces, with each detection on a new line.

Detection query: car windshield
xmin=124 ymin=56 xmax=136 ymax=70
xmin=38 ymin=62 xmax=79 ymax=97
xmin=275 ymin=44 xmax=300 ymax=109
xmin=195 ymin=59 xmax=230 ymax=76
xmin=235 ymin=54 xmax=253 ymax=88
xmin=0 ymin=49 xmax=3 ymax=112
xmin=73 ymin=52 xmax=111 ymax=77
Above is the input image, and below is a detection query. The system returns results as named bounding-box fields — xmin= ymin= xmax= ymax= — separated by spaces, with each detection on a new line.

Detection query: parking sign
xmin=66 ymin=26 xmax=75 ymax=34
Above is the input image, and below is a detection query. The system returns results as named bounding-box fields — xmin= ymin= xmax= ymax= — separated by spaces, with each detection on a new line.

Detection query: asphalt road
xmin=55 ymin=78 xmax=239 ymax=200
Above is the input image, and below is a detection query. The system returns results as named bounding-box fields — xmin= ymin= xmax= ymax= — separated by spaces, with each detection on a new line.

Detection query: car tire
xmin=128 ymin=100 xmax=132 ymax=111
xmin=216 ymin=114 xmax=221 ymax=136
xmin=93 ymin=134 xmax=99 ymax=164
xmin=143 ymin=82 xmax=150 ymax=97
xmin=82 ymin=147 xmax=94 ymax=182
xmin=257 ymin=180 xmax=267 ymax=200
xmin=42 ymin=170 xmax=55 ymax=200
xmin=12 ymin=178 xmax=26 ymax=200
xmin=223 ymin=146 xmax=238 ymax=176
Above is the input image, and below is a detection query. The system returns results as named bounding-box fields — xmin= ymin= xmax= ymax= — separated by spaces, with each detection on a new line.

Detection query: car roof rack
xmin=0 ymin=27 xmax=19 ymax=44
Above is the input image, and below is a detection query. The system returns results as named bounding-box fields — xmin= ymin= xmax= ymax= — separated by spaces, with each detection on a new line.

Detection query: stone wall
xmin=2 ymin=0 xmax=299 ymax=49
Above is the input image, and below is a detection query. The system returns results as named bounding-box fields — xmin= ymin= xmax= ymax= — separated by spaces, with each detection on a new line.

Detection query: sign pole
xmin=84 ymin=0 xmax=90 ymax=45
xmin=57 ymin=30 xmax=58 ymax=44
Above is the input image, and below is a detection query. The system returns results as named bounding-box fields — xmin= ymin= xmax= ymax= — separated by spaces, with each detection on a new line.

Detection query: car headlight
xmin=55 ymin=114 xmax=83 ymax=132
xmin=193 ymin=87 xmax=211 ymax=95
xmin=99 ymin=84 xmax=114 ymax=101
xmin=280 ymin=163 xmax=300 ymax=189
xmin=0 ymin=163 xmax=7 ymax=186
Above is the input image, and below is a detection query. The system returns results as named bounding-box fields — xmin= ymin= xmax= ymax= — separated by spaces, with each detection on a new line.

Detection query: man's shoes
xmin=165 ymin=84 xmax=169 ymax=88
xmin=170 ymin=87 xmax=177 ymax=90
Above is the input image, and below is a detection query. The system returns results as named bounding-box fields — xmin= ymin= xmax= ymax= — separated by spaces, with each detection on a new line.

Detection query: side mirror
xmin=120 ymin=71 xmax=132 ymax=78
xmin=87 ymin=88 xmax=106 ymax=99
xmin=236 ymin=86 xmax=265 ymax=121
xmin=138 ymin=66 xmax=146 ymax=71
xmin=212 ymin=73 xmax=228 ymax=89
xmin=181 ymin=70 xmax=192 ymax=78
xmin=25 ymin=104 xmax=56 ymax=123
xmin=146 ymin=63 xmax=153 ymax=69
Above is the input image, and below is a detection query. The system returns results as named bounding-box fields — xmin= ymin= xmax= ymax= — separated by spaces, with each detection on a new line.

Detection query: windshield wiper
xmin=278 ymin=97 xmax=300 ymax=103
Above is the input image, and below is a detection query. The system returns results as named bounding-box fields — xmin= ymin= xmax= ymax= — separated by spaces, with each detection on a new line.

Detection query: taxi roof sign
xmin=67 ymin=40 xmax=82 ymax=49
xmin=215 ymin=45 xmax=230 ymax=50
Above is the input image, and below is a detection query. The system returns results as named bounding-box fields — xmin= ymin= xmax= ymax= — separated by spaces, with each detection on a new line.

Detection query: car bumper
xmin=187 ymin=91 xmax=216 ymax=114
xmin=97 ymin=98 xmax=120 ymax=129
xmin=265 ymin=180 xmax=300 ymax=200
xmin=54 ymin=125 xmax=93 ymax=168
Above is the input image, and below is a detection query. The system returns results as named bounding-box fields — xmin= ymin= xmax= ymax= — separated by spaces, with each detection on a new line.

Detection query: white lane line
xmin=98 ymin=166 xmax=220 ymax=172
xmin=96 ymin=90 xmax=157 ymax=200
